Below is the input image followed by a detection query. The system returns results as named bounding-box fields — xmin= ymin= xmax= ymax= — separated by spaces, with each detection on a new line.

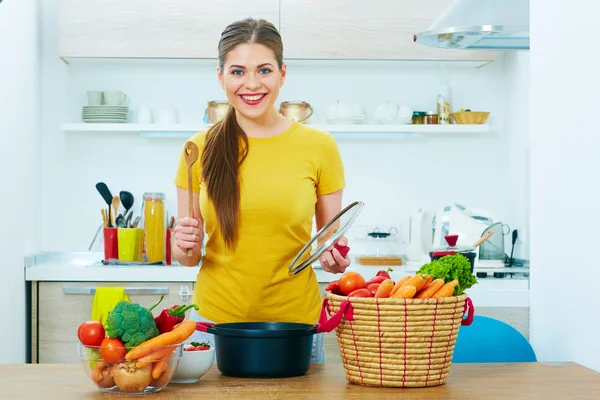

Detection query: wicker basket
xmin=450 ymin=111 xmax=490 ymax=124
xmin=325 ymin=292 xmax=471 ymax=388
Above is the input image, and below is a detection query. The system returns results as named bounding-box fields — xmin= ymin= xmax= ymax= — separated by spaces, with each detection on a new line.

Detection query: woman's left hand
xmin=319 ymin=237 xmax=351 ymax=274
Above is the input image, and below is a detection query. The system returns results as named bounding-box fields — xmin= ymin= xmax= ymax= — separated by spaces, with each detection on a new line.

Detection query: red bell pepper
xmin=155 ymin=303 xmax=199 ymax=334
xmin=365 ymin=275 xmax=388 ymax=285
xmin=347 ymin=288 xmax=373 ymax=298
xmin=325 ymin=280 xmax=344 ymax=295
xmin=375 ymin=269 xmax=393 ymax=279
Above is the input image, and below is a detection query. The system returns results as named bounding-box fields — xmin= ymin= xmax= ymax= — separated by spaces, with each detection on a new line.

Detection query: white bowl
xmin=171 ymin=347 xmax=215 ymax=384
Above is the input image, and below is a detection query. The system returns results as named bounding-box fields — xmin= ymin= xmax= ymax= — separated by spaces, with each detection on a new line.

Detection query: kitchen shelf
xmin=61 ymin=123 xmax=491 ymax=139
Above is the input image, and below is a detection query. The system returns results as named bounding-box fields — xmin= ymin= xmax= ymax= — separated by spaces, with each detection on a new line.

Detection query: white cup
xmin=87 ymin=91 xmax=103 ymax=106
xmin=137 ymin=105 xmax=153 ymax=123
xmin=103 ymin=91 xmax=127 ymax=106
xmin=155 ymin=106 xmax=178 ymax=124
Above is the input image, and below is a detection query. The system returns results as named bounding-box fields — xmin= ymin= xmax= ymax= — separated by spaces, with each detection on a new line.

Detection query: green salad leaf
xmin=416 ymin=254 xmax=477 ymax=295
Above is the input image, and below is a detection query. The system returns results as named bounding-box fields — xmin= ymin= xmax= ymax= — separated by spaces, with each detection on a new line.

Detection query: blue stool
xmin=452 ymin=315 xmax=537 ymax=363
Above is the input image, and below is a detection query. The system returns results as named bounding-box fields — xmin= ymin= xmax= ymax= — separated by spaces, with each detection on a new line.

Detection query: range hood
xmin=414 ymin=0 xmax=529 ymax=50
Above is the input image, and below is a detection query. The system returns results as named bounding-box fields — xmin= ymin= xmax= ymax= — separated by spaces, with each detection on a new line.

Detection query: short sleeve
xmin=316 ymin=134 xmax=346 ymax=196
xmin=173 ymin=132 xmax=206 ymax=194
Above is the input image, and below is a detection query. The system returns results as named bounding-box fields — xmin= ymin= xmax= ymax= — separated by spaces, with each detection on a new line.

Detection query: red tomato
xmin=338 ymin=272 xmax=366 ymax=295
xmin=77 ymin=321 xmax=105 ymax=347
xmin=347 ymin=288 xmax=373 ymax=298
xmin=100 ymin=338 xmax=127 ymax=364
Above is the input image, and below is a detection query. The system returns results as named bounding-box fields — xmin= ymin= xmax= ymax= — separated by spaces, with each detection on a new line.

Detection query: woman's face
xmin=218 ymin=43 xmax=286 ymax=122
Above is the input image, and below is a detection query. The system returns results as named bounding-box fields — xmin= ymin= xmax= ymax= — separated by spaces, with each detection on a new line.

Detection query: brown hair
xmin=201 ymin=18 xmax=284 ymax=249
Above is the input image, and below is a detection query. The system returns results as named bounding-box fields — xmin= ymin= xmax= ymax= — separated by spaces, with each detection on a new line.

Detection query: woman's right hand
xmin=173 ymin=217 xmax=204 ymax=253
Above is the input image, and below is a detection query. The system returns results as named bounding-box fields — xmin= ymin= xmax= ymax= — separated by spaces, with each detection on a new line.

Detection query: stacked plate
xmin=82 ymin=105 xmax=129 ymax=123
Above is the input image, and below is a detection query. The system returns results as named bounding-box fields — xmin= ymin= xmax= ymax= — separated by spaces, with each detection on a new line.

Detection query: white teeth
xmin=241 ymin=94 xmax=265 ymax=101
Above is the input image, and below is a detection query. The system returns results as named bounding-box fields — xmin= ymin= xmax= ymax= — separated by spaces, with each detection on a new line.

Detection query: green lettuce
xmin=416 ymin=254 xmax=477 ymax=295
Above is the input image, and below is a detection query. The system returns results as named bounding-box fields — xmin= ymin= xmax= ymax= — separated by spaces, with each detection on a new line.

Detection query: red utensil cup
xmin=103 ymin=227 xmax=118 ymax=263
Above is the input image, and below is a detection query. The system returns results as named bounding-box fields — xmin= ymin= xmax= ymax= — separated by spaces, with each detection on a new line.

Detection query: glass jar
xmin=352 ymin=226 xmax=406 ymax=267
xmin=412 ymin=111 xmax=426 ymax=124
xmin=142 ymin=192 xmax=166 ymax=263
xmin=425 ymin=111 xmax=439 ymax=125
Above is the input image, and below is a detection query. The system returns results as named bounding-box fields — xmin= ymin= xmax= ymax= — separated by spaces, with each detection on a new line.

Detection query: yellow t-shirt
xmin=174 ymin=121 xmax=345 ymax=324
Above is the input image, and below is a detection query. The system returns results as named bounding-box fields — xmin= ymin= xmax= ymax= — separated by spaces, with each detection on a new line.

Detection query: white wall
xmin=530 ymin=0 xmax=600 ymax=371
xmin=0 ymin=0 xmax=41 ymax=363
xmin=503 ymin=51 xmax=530 ymax=260
xmin=40 ymin=0 xmax=528 ymax=258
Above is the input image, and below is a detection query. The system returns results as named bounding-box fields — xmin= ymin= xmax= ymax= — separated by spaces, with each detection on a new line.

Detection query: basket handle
xmin=461 ymin=297 xmax=475 ymax=326
xmin=316 ymin=298 xmax=354 ymax=333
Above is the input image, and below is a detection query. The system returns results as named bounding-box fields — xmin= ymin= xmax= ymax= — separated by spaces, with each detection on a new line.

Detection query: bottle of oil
xmin=437 ymin=84 xmax=452 ymax=125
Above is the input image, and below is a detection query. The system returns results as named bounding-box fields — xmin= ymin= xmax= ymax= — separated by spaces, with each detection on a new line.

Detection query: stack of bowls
xmin=82 ymin=106 xmax=129 ymax=123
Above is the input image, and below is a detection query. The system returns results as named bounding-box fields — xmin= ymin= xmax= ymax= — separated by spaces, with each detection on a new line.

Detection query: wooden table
xmin=1 ymin=362 xmax=599 ymax=399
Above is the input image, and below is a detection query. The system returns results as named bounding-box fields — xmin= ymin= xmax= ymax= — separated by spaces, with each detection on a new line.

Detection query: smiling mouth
xmin=240 ymin=94 xmax=266 ymax=101
xmin=239 ymin=93 xmax=267 ymax=106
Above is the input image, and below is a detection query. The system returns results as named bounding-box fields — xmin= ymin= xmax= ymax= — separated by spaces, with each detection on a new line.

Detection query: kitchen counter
xmin=24 ymin=251 xmax=530 ymax=307
xmin=1 ymin=362 xmax=599 ymax=399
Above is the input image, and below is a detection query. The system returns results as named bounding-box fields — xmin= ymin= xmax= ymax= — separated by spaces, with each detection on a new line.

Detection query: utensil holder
xmin=103 ymin=227 xmax=118 ymax=262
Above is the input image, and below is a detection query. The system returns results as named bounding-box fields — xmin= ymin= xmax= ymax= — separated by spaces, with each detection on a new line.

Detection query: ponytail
xmin=201 ymin=106 xmax=248 ymax=249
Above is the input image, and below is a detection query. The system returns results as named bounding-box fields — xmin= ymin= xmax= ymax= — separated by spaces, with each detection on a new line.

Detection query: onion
xmin=91 ymin=361 xmax=115 ymax=388
xmin=111 ymin=362 xmax=152 ymax=393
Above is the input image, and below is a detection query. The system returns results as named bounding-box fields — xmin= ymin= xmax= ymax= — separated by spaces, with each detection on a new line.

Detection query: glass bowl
xmin=78 ymin=341 xmax=183 ymax=394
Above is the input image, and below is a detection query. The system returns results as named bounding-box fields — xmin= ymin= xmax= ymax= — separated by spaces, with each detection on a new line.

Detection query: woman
xmin=172 ymin=18 xmax=349 ymax=364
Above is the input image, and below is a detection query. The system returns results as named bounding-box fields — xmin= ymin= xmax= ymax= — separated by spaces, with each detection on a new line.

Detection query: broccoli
xmin=417 ymin=253 xmax=478 ymax=295
xmin=105 ymin=301 xmax=160 ymax=349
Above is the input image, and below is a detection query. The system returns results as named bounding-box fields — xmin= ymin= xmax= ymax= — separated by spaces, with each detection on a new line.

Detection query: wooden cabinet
xmin=59 ymin=0 xmax=280 ymax=58
xmin=33 ymin=281 xmax=194 ymax=364
xmin=279 ymin=0 xmax=495 ymax=62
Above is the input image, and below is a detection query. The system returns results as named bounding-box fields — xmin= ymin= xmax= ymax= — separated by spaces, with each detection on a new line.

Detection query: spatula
xmin=119 ymin=191 xmax=134 ymax=218
xmin=111 ymin=196 xmax=120 ymax=227
xmin=95 ymin=182 xmax=113 ymax=228
xmin=183 ymin=141 xmax=199 ymax=257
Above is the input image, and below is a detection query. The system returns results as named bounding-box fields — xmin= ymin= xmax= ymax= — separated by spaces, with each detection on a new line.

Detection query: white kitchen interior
xmin=1 ymin=0 xmax=598 ymax=379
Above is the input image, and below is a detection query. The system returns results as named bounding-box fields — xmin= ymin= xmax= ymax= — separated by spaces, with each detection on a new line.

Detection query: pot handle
xmin=461 ymin=297 xmax=475 ymax=326
xmin=299 ymin=103 xmax=314 ymax=123
xmin=316 ymin=298 xmax=354 ymax=334
xmin=196 ymin=321 xmax=216 ymax=334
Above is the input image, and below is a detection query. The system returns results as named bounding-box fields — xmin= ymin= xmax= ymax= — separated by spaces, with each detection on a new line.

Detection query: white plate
xmin=82 ymin=114 xmax=128 ymax=117
xmin=83 ymin=116 xmax=128 ymax=119
xmin=83 ymin=105 xmax=128 ymax=109
xmin=83 ymin=119 xmax=128 ymax=123
xmin=82 ymin=113 xmax=128 ymax=117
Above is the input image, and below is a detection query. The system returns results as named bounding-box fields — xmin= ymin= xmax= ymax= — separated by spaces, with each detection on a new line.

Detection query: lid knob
xmin=444 ymin=234 xmax=459 ymax=247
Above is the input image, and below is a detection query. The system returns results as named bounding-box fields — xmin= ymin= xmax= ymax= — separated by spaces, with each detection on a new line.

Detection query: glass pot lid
xmin=288 ymin=201 xmax=364 ymax=276
xmin=431 ymin=234 xmax=475 ymax=254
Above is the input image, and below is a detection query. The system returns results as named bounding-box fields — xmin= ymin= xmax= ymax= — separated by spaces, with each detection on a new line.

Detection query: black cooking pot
xmin=195 ymin=301 xmax=353 ymax=378
xmin=197 ymin=322 xmax=317 ymax=378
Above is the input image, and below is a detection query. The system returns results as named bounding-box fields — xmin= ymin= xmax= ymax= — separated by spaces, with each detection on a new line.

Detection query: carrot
xmin=415 ymin=278 xmax=445 ymax=299
xmin=391 ymin=285 xmax=417 ymax=299
xmin=389 ymin=275 xmax=411 ymax=296
xmin=374 ymin=279 xmax=394 ymax=298
xmin=151 ymin=367 xmax=171 ymax=387
xmin=422 ymin=275 xmax=433 ymax=288
xmin=134 ymin=346 xmax=176 ymax=367
xmin=402 ymin=274 xmax=427 ymax=292
xmin=125 ymin=319 xmax=196 ymax=361
xmin=432 ymin=280 xmax=459 ymax=298
xmin=152 ymin=360 xmax=168 ymax=380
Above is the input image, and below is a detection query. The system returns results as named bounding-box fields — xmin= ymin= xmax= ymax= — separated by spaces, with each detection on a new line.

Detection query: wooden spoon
xmin=473 ymin=230 xmax=494 ymax=248
xmin=183 ymin=141 xmax=199 ymax=257
xmin=111 ymin=196 xmax=120 ymax=228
